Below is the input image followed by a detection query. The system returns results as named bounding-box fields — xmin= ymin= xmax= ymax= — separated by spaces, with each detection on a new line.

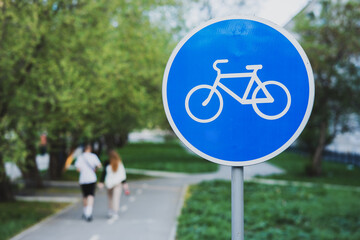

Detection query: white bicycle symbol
xmin=185 ymin=59 xmax=291 ymax=123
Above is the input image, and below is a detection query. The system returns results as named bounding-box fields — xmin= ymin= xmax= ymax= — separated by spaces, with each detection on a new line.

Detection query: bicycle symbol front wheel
xmin=185 ymin=85 xmax=223 ymax=123
xmin=252 ymin=81 xmax=291 ymax=120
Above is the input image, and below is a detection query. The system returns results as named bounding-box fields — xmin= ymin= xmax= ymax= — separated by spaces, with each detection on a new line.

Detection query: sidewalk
xmin=11 ymin=162 xmax=283 ymax=240
xmin=126 ymin=162 xmax=284 ymax=182
xmin=12 ymin=179 xmax=186 ymax=240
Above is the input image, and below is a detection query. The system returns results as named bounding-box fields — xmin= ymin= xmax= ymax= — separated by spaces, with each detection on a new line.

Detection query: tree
xmin=0 ymin=0 xmax=49 ymax=200
xmin=0 ymin=0 xmax=186 ymax=189
xmin=294 ymin=0 xmax=360 ymax=175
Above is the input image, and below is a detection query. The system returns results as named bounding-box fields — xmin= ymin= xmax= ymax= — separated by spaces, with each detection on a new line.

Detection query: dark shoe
xmin=86 ymin=215 xmax=93 ymax=222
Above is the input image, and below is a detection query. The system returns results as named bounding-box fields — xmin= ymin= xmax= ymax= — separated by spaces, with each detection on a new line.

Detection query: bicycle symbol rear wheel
xmin=252 ymin=81 xmax=291 ymax=120
xmin=185 ymin=85 xmax=223 ymax=123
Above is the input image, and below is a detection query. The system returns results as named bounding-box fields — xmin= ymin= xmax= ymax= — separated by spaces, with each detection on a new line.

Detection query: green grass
xmin=0 ymin=201 xmax=69 ymax=240
xmin=177 ymin=180 xmax=360 ymax=240
xmin=115 ymin=142 xmax=218 ymax=173
xmin=263 ymin=151 xmax=360 ymax=186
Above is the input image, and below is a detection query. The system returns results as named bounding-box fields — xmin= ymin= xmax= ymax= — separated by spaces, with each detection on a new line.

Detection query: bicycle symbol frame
xmin=185 ymin=59 xmax=291 ymax=123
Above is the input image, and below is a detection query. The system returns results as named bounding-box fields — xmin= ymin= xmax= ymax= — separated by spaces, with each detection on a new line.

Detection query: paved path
xmin=13 ymin=179 xmax=187 ymax=240
xmin=11 ymin=163 xmax=283 ymax=240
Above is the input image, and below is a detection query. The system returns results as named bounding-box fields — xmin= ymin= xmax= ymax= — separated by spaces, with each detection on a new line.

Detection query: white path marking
xmin=129 ymin=196 xmax=136 ymax=202
xmin=120 ymin=205 xmax=128 ymax=212
xmin=89 ymin=234 xmax=100 ymax=240
xmin=107 ymin=215 xmax=119 ymax=225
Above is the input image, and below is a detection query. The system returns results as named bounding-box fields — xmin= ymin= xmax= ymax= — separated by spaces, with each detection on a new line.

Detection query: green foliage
xmin=177 ymin=180 xmax=232 ymax=240
xmin=0 ymin=0 xmax=186 ymax=191
xmin=263 ymin=151 xmax=360 ymax=186
xmin=0 ymin=201 xmax=69 ymax=240
xmin=1 ymin=132 xmax=26 ymax=167
xmin=113 ymin=142 xmax=218 ymax=173
xmin=294 ymin=0 xmax=360 ymax=153
xmin=0 ymin=0 xmax=184 ymax=148
xmin=177 ymin=180 xmax=360 ymax=240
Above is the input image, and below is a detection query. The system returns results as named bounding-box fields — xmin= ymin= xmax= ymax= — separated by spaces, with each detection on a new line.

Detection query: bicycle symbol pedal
xmin=185 ymin=59 xmax=291 ymax=123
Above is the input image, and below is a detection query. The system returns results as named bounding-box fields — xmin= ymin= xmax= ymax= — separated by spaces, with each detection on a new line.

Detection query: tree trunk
xmin=309 ymin=122 xmax=327 ymax=176
xmin=97 ymin=139 xmax=103 ymax=156
xmin=20 ymin=141 xmax=43 ymax=188
xmin=104 ymin=133 xmax=116 ymax=150
xmin=0 ymin=153 xmax=14 ymax=202
xmin=115 ymin=132 xmax=129 ymax=148
xmin=49 ymin=137 xmax=66 ymax=180
xmin=105 ymin=132 xmax=129 ymax=151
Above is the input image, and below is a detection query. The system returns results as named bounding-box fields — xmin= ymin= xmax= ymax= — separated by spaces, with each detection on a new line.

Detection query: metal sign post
xmin=232 ymin=166 xmax=244 ymax=240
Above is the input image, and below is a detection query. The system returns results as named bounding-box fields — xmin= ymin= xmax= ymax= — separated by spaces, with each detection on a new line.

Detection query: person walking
xmin=99 ymin=150 xmax=129 ymax=220
xmin=75 ymin=144 xmax=102 ymax=222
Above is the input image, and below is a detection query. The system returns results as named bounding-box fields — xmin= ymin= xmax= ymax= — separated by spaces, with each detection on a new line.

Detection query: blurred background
xmin=0 ymin=0 xmax=359 ymax=240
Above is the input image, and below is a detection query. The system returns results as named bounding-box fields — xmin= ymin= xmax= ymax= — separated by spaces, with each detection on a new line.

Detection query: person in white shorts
xmin=75 ymin=144 xmax=102 ymax=222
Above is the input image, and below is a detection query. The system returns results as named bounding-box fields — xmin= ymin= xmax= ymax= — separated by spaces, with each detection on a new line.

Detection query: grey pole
xmin=232 ymin=166 xmax=244 ymax=240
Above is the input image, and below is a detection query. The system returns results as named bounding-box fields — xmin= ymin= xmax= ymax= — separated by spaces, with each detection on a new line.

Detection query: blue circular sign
xmin=163 ymin=16 xmax=314 ymax=166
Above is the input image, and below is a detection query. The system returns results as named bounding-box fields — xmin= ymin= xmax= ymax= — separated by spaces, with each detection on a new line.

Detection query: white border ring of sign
xmin=162 ymin=16 xmax=315 ymax=166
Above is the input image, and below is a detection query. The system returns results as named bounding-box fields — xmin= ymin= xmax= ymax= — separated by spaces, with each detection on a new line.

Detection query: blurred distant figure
xmin=39 ymin=132 xmax=47 ymax=155
xmin=99 ymin=150 xmax=129 ymax=220
xmin=75 ymin=144 xmax=102 ymax=222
